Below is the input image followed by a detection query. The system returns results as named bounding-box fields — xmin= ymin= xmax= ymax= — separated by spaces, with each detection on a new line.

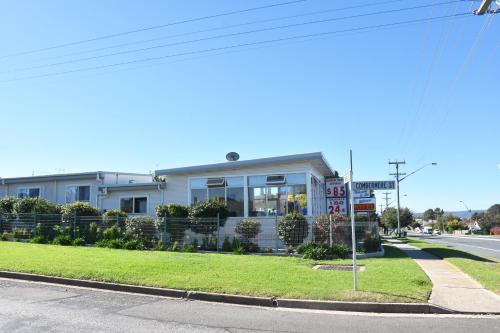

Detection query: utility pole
xmin=389 ymin=161 xmax=406 ymax=237
xmin=475 ymin=0 xmax=494 ymax=15
xmin=382 ymin=191 xmax=391 ymax=211
xmin=379 ymin=204 xmax=384 ymax=215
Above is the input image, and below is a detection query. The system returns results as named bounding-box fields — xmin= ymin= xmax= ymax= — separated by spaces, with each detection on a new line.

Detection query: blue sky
xmin=0 ymin=0 xmax=498 ymax=212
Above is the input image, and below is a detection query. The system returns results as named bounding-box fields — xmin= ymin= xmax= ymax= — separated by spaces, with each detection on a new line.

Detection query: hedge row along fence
xmin=0 ymin=198 xmax=381 ymax=257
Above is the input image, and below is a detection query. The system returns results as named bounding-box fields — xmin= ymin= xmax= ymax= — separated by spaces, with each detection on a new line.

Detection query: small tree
xmin=13 ymin=197 xmax=60 ymax=214
xmin=61 ymin=202 xmax=100 ymax=216
xmin=278 ymin=212 xmax=309 ymax=248
xmin=156 ymin=204 xmax=189 ymax=243
xmin=125 ymin=215 xmax=158 ymax=246
xmin=0 ymin=197 xmax=18 ymax=214
xmin=188 ymin=199 xmax=229 ymax=236
xmin=235 ymin=218 xmax=261 ymax=243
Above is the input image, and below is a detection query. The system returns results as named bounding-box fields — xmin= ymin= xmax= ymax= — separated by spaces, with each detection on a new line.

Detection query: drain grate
xmin=312 ymin=265 xmax=365 ymax=272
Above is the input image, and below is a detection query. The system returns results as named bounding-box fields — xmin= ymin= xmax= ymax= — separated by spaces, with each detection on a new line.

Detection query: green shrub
xmin=241 ymin=242 xmax=259 ymax=253
xmin=103 ymin=225 xmax=121 ymax=241
xmin=122 ymin=240 xmax=146 ymax=250
xmin=103 ymin=209 xmax=128 ymax=218
xmin=182 ymin=244 xmax=197 ymax=252
xmin=0 ymin=232 xmax=9 ymax=241
xmin=231 ymin=237 xmax=240 ymax=250
xmin=169 ymin=241 xmax=180 ymax=252
xmin=153 ymin=243 xmax=166 ymax=251
xmin=61 ymin=202 xmax=100 ymax=217
xmin=221 ymin=237 xmax=232 ymax=252
xmin=278 ymin=212 xmax=309 ymax=247
xmin=363 ymin=236 xmax=381 ymax=253
xmin=52 ymin=235 xmax=73 ymax=246
xmin=125 ymin=216 xmax=157 ymax=245
xmin=303 ymin=245 xmax=329 ymax=260
xmin=189 ymin=199 xmax=229 ymax=236
xmin=235 ymin=219 xmax=261 ymax=241
xmin=156 ymin=204 xmax=189 ymax=244
xmin=29 ymin=236 xmax=46 ymax=244
xmin=34 ymin=223 xmax=53 ymax=241
xmin=72 ymin=237 xmax=86 ymax=246
xmin=13 ymin=197 xmax=60 ymax=214
xmin=85 ymin=222 xmax=99 ymax=244
xmin=12 ymin=228 xmax=30 ymax=240
xmin=332 ymin=244 xmax=349 ymax=259
xmin=0 ymin=197 xmax=18 ymax=214
xmin=233 ymin=246 xmax=246 ymax=255
xmin=201 ymin=236 xmax=217 ymax=251
xmin=96 ymin=238 xmax=124 ymax=249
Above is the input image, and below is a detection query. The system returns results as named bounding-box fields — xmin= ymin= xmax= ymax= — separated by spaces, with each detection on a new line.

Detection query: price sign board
xmin=327 ymin=198 xmax=347 ymax=215
xmin=353 ymin=198 xmax=376 ymax=212
xmin=325 ymin=178 xmax=346 ymax=198
xmin=353 ymin=189 xmax=371 ymax=198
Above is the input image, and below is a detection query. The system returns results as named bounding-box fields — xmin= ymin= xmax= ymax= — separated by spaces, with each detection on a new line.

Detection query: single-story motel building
xmin=0 ymin=152 xmax=335 ymax=218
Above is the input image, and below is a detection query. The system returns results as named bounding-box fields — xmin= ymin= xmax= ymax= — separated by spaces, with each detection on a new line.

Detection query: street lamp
xmin=459 ymin=200 xmax=473 ymax=231
xmin=391 ymin=162 xmax=437 ymax=237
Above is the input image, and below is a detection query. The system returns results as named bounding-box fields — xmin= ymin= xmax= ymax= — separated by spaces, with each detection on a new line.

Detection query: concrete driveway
xmin=0 ymin=278 xmax=499 ymax=333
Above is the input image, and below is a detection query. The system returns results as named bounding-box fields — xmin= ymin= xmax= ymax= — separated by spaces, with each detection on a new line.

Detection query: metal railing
xmin=0 ymin=213 xmax=379 ymax=252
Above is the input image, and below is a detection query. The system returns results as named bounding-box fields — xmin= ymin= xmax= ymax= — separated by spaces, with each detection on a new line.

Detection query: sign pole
xmin=349 ymin=150 xmax=357 ymax=291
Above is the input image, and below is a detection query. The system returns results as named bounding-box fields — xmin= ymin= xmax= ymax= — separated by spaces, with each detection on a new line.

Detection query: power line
xmin=3 ymin=1 xmax=467 ymax=74
xmin=34 ymin=0 xmax=412 ymax=62
xmin=0 ymin=0 xmax=306 ymax=59
xmin=1 ymin=12 xmax=473 ymax=83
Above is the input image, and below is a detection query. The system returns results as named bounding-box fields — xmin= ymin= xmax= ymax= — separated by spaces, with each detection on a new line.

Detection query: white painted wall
xmin=101 ymin=188 xmax=164 ymax=216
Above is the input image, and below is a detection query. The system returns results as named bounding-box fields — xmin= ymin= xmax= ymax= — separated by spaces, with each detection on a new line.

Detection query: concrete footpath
xmin=389 ymin=240 xmax=500 ymax=313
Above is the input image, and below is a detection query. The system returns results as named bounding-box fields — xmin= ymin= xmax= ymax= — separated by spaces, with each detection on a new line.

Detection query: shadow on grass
xmin=400 ymin=238 xmax=497 ymax=263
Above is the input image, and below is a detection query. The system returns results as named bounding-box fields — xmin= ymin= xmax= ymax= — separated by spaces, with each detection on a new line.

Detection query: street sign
xmin=327 ymin=198 xmax=347 ymax=215
xmin=325 ymin=178 xmax=346 ymax=198
xmin=353 ymin=197 xmax=376 ymax=205
xmin=353 ymin=181 xmax=395 ymax=191
xmin=353 ymin=203 xmax=376 ymax=212
xmin=353 ymin=189 xmax=371 ymax=198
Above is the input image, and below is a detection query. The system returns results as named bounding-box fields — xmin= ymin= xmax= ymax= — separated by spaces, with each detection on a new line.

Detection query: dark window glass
xmin=191 ymin=189 xmax=207 ymax=204
xmin=226 ymin=187 xmax=244 ymax=217
xmin=78 ymin=186 xmax=90 ymax=202
xmin=28 ymin=188 xmax=40 ymax=198
xmin=120 ymin=198 xmax=133 ymax=213
xmin=208 ymin=187 xmax=225 ymax=201
xmin=134 ymin=197 xmax=147 ymax=214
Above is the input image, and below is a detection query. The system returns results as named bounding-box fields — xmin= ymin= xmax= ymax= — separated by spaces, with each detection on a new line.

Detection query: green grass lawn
xmin=0 ymin=241 xmax=431 ymax=303
xmin=403 ymin=238 xmax=500 ymax=295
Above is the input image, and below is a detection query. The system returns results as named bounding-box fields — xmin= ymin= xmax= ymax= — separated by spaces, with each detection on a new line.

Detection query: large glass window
xmin=189 ymin=176 xmax=244 ymax=217
xmin=248 ymin=173 xmax=307 ymax=216
xmin=18 ymin=187 xmax=40 ymax=198
xmin=66 ymin=185 xmax=90 ymax=203
xmin=120 ymin=196 xmax=147 ymax=214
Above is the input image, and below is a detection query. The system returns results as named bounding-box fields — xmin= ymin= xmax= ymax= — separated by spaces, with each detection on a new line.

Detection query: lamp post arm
xmin=399 ymin=163 xmax=434 ymax=182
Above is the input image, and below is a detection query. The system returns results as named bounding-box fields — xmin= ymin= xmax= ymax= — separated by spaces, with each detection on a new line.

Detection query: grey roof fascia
xmin=155 ymin=152 xmax=335 ymax=177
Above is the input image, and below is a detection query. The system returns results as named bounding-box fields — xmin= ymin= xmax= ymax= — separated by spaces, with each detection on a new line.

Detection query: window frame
xmin=119 ymin=195 xmax=149 ymax=215
xmin=65 ymin=184 xmax=92 ymax=203
xmin=17 ymin=186 xmax=41 ymax=198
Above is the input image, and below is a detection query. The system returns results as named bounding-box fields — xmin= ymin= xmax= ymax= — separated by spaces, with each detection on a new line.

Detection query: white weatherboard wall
xmin=0 ymin=178 xmax=100 ymax=207
xmin=163 ymin=161 xmax=326 ymax=216
xmin=101 ymin=189 xmax=164 ymax=216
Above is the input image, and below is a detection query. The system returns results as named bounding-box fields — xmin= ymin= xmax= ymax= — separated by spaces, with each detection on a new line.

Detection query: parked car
xmin=423 ymin=227 xmax=433 ymax=234
xmin=433 ymin=230 xmax=441 ymax=235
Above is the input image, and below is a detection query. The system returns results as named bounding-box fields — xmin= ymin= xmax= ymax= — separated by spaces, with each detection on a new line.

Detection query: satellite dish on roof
xmin=226 ymin=152 xmax=240 ymax=162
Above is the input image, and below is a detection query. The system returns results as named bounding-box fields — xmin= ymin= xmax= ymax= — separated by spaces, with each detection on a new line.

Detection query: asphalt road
xmin=0 ymin=279 xmax=499 ymax=333
xmin=409 ymin=233 xmax=500 ymax=259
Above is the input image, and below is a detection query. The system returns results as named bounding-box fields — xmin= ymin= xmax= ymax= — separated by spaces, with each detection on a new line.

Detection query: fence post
xmin=329 ymin=214 xmax=333 ymax=247
xmin=164 ymin=213 xmax=168 ymax=246
xmin=216 ymin=213 xmax=220 ymax=252
xmin=275 ymin=214 xmax=279 ymax=252
xmin=0 ymin=213 xmax=3 ymax=234
xmin=73 ymin=212 xmax=77 ymax=239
